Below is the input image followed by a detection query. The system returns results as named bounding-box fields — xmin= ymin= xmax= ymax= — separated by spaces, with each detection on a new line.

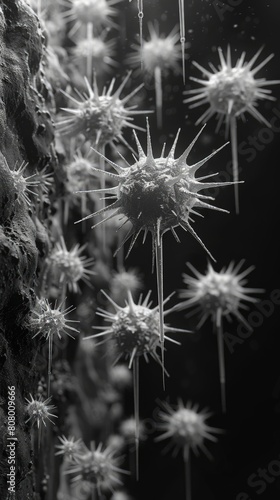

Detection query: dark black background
xmin=116 ymin=1 xmax=280 ymax=499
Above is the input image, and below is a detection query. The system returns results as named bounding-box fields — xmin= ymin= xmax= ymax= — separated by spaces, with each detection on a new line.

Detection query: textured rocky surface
xmin=0 ymin=1 xmax=55 ymax=498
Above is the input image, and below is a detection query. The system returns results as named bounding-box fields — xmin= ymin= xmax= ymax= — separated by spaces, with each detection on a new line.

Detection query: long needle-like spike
xmin=154 ymin=66 xmax=163 ymax=129
xmin=155 ymin=225 xmax=165 ymax=389
xmin=184 ymin=445 xmax=191 ymax=500
xmin=86 ymin=22 xmax=93 ymax=87
xmin=47 ymin=334 xmax=53 ymax=398
xmin=216 ymin=307 xmax=226 ymax=413
xmin=178 ymin=0 xmax=186 ymax=83
xmin=98 ymin=143 xmax=107 ymax=250
xmin=137 ymin=0 xmax=144 ymax=67
xmin=133 ymin=357 xmax=140 ymax=481
xmin=230 ymin=115 xmax=239 ymax=214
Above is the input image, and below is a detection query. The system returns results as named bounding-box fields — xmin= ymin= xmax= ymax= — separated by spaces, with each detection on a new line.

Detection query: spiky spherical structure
xmin=177 ymin=260 xmax=263 ymax=328
xmin=60 ymin=0 xmax=121 ymax=35
xmin=110 ymin=268 xmax=143 ymax=305
xmin=127 ymin=23 xmax=182 ymax=76
xmin=155 ymin=400 xmax=220 ymax=458
xmin=84 ymin=290 xmax=182 ymax=368
xmin=72 ymin=35 xmax=116 ymax=75
xmin=55 ymin=435 xmax=84 ymax=460
xmin=109 ymin=364 xmax=132 ymax=390
xmin=10 ymin=161 xmax=39 ymax=206
xmin=47 ymin=237 xmax=95 ymax=293
xmin=66 ymin=153 xmax=97 ymax=192
xmin=65 ymin=441 xmax=127 ymax=493
xmin=30 ymin=298 xmax=79 ymax=341
xmin=57 ymin=72 xmax=147 ymax=148
xmin=77 ymin=121 xmax=232 ymax=259
xmin=184 ymin=46 xmax=280 ymax=129
xmin=119 ymin=417 xmax=146 ymax=444
xmin=25 ymin=395 xmax=57 ymax=428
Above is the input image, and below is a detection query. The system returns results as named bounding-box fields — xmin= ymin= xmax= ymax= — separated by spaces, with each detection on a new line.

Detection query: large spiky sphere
xmin=77 ymin=121 xmax=233 ymax=258
xmin=155 ymin=400 xmax=221 ymax=458
xmin=177 ymin=260 xmax=263 ymax=327
xmin=57 ymin=72 xmax=147 ymax=148
xmin=84 ymin=290 xmax=183 ymax=368
xmin=184 ymin=46 xmax=280 ymax=128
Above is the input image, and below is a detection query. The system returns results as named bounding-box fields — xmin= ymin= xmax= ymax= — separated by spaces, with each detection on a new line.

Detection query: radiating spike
xmin=112 ymin=71 xmax=132 ymax=100
xmin=218 ymin=46 xmax=227 ymax=68
xmin=179 ymin=219 xmax=216 ymax=261
xmin=122 ymin=82 xmax=145 ymax=104
xmin=177 ymin=124 xmax=207 ymax=165
xmin=146 ymin=118 xmax=154 ymax=161
xmin=226 ymin=44 xmax=232 ymax=68
xmin=188 ymin=141 xmax=229 ymax=173
xmin=90 ymin=146 xmax=126 ymax=173
xmin=133 ymin=129 xmax=146 ymax=159
xmin=74 ymin=199 xmax=120 ymax=224
xmin=246 ymin=45 xmax=264 ymax=70
xmin=166 ymin=129 xmax=181 ymax=164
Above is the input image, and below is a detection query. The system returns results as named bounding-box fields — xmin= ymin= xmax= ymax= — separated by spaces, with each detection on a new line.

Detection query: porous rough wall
xmin=0 ymin=1 xmax=55 ymax=498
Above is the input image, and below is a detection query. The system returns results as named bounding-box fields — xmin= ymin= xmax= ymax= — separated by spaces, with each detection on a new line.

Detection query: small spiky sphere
xmin=72 ymin=37 xmax=116 ymax=74
xmin=10 ymin=161 xmax=39 ymax=206
xmin=25 ymin=395 xmax=57 ymax=428
xmin=84 ymin=290 xmax=182 ymax=367
xmin=65 ymin=442 xmax=126 ymax=492
xmin=119 ymin=417 xmax=145 ymax=444
xmin=66 ymin=153 xmax=97 ymax=193
xmin=57 ymin=72 xmax=147 ymax=147
xmin=156 ymin=400 xmax=220 ymax=457
xmin=184 ymin=46 xmax=280 ymax=128
xmin=177 ymin=260 xmax=263 ymax=326
xmin=55 ymin=435 xmax=84 ymax=460
xmin=110 ymin=268 xmax=143 ymax=305
xmin=30 ymin=298 xmax=79 ymax=341
xmin=64 ymin=0 xmax=115 ymax=27
xmin=127 ymin=23 xmax=182 ymax=76
xmin=47 ymin=237 xmax=95 ymax=293
xmin=77 ymin=121 xmax=232 ymax=258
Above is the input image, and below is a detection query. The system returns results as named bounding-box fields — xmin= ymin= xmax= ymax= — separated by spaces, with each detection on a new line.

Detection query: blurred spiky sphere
xmin=177 ymin=260 xmax=263 ymax=326
xmin=156 ymin=400 xmax=221 ymax=457
xmin=55 ymin=435 xmax=84 ymax=460
xmin=65 ymin=442 xmax=126 ymax=492
xmin=47 ymin=237 xmax=95 ymax=293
